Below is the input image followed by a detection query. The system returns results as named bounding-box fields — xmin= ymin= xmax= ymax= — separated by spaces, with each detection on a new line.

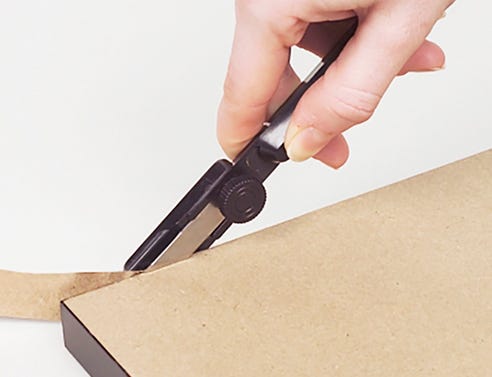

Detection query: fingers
xmin=296 ymin=38 xmax=444 ymax=169
xmin=313 ymin=134 xmax=349 ymax=168
xmin=399 ymin=40 xmax=445 ymax=75
xmin=299 ymin=22 xmax=445 ymax=76
xmin=219 ymin=63 xmax=300 ymax=159
xmin=217 ymin=1 xmax=306 ymax=158
xmin=217 ymin=2 xmax=364 ymax=159
xmin=218 ymin=0 xmax=448 ymax=163
xmin=285 ymin=3 xmax=446 ymax=162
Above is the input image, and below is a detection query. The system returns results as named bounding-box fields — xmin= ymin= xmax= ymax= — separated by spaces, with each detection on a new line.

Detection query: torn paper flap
xmin=0 ymin=269 xmax=135 ymax=321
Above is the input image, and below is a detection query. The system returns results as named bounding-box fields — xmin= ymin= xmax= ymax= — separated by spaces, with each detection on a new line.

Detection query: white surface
xmin=0 ymin=1 xmax=490 ymax=376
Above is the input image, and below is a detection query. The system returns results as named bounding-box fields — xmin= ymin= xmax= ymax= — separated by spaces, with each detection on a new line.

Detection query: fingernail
xmin=286 ymin=127 xmax=332 ymax=162
xmin=284 ymin=124 xmax=301 ymax=147
xmin=430 ymin=64 xmax=446 ymax=71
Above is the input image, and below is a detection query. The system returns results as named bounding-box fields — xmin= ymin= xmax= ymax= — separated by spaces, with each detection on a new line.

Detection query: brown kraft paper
xmin=0 ymin=269 xmax=135 ymax=321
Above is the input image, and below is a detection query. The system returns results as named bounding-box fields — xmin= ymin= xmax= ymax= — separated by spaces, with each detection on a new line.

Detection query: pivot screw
xmin=218 ymin=176 xmax=267 ymax=224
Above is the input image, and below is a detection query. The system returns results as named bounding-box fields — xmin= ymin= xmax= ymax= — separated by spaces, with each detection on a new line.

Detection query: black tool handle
xmin=124 ymin=19 xmax=357 ymax=271
xmin=213 ymin=19 xmax=357 ymax=240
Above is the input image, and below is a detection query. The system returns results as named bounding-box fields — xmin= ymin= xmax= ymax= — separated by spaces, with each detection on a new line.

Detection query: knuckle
xmin=222 ymin=68 xmax=239 ymax=102
xmin=236 ymin=0 xmax=306 ymax=47
xmin=223 ymin=68 xmax=269 ymax=110
xmin=235 ymin=0 xmax=271 ymax=22
xmin=328 ymin=84 xmax=381 ymax=124
xmin=389 ymin=6 xmax=437 ymax=47
xmin=271 ymin=16 xmax=308 ymax=46
xmin=235 ymin=0 xmax=259 ymax=11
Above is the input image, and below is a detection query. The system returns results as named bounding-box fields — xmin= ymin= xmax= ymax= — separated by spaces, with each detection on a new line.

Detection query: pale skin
xmin=217 ymin=0 xmax=454 ymax=168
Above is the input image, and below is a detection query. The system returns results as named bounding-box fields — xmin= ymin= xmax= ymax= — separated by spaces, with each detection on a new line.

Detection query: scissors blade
xmin=149 ymin=203 xmax=225 ymax=269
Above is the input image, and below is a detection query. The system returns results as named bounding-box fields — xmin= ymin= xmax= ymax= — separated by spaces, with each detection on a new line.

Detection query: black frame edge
xmin=61 ymin=302 xmax=130 ymax=377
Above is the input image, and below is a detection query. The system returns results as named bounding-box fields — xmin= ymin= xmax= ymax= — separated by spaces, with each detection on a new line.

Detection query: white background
xmin=0 ymin=0 xmax=490 ymax=375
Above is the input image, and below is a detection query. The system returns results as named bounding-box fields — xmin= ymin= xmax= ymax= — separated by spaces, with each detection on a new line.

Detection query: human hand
xmin=217 ymin=0 xmax=452 ymax=167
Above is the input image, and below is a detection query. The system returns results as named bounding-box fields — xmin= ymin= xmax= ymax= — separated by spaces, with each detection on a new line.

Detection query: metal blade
xmin=150 ymin=203 xmax=225 ymax=269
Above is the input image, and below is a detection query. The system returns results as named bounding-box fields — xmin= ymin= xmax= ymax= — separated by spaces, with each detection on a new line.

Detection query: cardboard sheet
xmin=63 ymin=150 xmax=492 ymax=376
xmin=0 ymin=270 xmax=135 ymax=321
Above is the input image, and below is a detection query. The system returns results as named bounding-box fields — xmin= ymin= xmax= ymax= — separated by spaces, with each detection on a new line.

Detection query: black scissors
xmin=124 ymin=20 xmax=357 ymax=271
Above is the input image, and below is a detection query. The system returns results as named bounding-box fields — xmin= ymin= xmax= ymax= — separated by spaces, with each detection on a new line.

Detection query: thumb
xmin=285 ymin=4 xmax=445 ymax=162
